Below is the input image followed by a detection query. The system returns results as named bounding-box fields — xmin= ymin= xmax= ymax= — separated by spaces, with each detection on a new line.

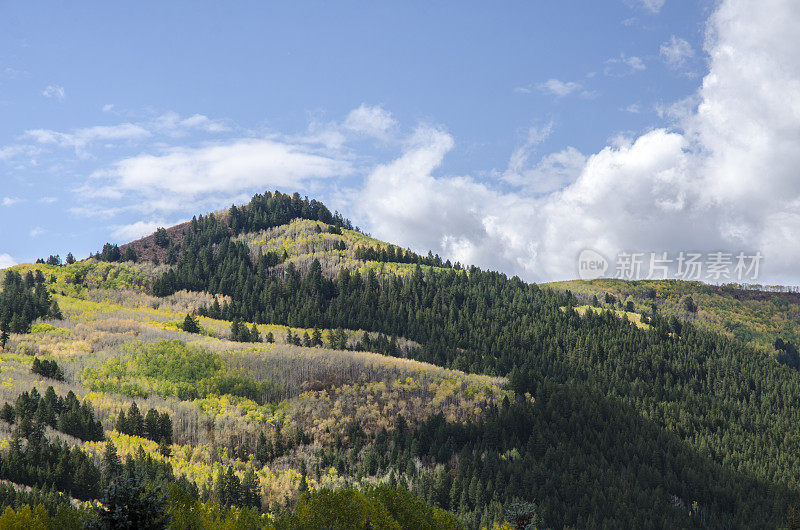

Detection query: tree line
xmin=355 ymin=244 xmax=456 ymax=269
xmin=114 ymin=401 xmax=173 ymax=446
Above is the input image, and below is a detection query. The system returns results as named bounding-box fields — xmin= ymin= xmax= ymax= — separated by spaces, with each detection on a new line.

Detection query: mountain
xmin=1 ymin=190 xmax=800 ymax=528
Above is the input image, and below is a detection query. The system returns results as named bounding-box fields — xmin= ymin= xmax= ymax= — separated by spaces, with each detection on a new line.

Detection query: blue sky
xmin=3 ymin=0 xmax=799 ymax=286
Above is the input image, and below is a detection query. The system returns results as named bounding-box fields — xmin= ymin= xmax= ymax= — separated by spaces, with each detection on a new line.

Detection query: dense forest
xmin=2 ymin=190 xmax=800 ymax=527
xmin=0 ymin=269 xmax=61 ymax=348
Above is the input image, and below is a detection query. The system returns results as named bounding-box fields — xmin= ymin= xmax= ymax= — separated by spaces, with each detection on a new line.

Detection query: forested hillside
xmin=1 ymin=191 xmax=800 ymax=528
xmin=548 ymin=278 xmax=800 ymax=363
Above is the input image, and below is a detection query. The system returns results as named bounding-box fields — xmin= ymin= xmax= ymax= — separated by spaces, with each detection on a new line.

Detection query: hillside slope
xmin=3 ymin=190 xmax=800 ymax=528
xmin=547 ymin=278 xmax=800 ymax=357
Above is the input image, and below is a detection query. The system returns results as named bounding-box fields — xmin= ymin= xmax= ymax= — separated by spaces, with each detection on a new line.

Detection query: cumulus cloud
xmin=505 ymin=146 xmax=586 ymax=195
xmin=29 ymin=227 xmax=45 ymax=238
xmin=503 ymin=123 xmax=586 ymax=195
xmin=359 ymin=126 xmax=494 ymax=260
xmin=0 ymin=254 xmax=16 ymax=269
xmin=343 ymin=104 xmax=396 ymax=137
xmin=2 ymin=197 xmax=22 ymax=207
xmin=355 ymin=0 xmax=800 ymax=284
xmin=42 ymin=85 xmax=65 ymax=101
xmin=660 ymin=36 xmax=695 ymax=69
xmin=87 ymin=137 xmax=353 ymax=213
xmin=358 ymin=126 xmax=545 ymax=274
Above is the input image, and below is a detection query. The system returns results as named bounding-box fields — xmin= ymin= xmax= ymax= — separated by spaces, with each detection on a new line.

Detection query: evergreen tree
xmin=312 ymin=327 xmax=323 ymax=347
xmin=90 ymin=474 xmax=167 ymax=530
xmin=241 ymin=466 xmax=260 ymax=509
xmin=102 ymin=440 xmax=123 ymax=483
xmin=127 ymin=403 xmax=144 ymax=437
xmin=144 ymin=409 xmax=160 ymax=440
xmin=182 ymin=313 xmax=200 ymax=334
xmin=250 ymin=323 xmax=261 ymax=343
xmin=115 ymin=410 xmax=128 ymax=434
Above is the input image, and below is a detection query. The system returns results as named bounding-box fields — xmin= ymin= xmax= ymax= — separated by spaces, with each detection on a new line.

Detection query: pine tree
xmin=123 ymin=246 xmax=138 ymax=263
xmin=93 ymin=474 xmax=167 ymax=529
xmin=144 ymin=408 xmax=160 ymax=440
xmin=250 ymin=323 xmax=261 ymax=343
xmin=230 ymin=319 xmax=241 ymax=341
xmin=158 ymin=438 xmax=171 ymax=458
xmin=158 ymin=412 xmax=172 ymax=444
xmin=102 ymin=440 xmax=122 ymax=483
xmin=115 ymin=410 xmax=127 ymax=434
xmin=241 ymin=466 xmax=260 ymax=509
xmin=182 ymin=313 xmax=199 ymax=334
xmin=127 ymin=403 xmax=144 ymax=437
xmin=255 ymin=431 xmax=269 ymax=464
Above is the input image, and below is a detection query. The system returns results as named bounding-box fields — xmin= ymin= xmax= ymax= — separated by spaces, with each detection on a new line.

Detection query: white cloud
xmin=358 ymin=126 xmax=544 ymax=275
xmin=102 ymin=104 xmax=115 ymax=112
xmin=25 ymin=123 xmax=151 ymax=156
xmin=622 ymin=103 xmax=641 ymax=113
xmin=636 ymin=0 xmax=665 ymax=13
xmin=604 ymin=54 xmax=646 ymax=77
xmin=38 ymin=196 xmax=58 ymax=204
xmin=358 ymin=126 xmax=478 ymax=253
xmin=151 ymin=112 xmax=230 ymax=135
xmin=21 ymin=112 xmax=229 ymax=158
xmin=537 ymin=79 xmax=583 ymax=97
xmin=42 ymin=85 xmax=65 ymax=101
xmin=506 ymin=146 xmax=587 ymax=194
xmin=86 ymin=137 xmax=353 ymax=213
xmin=0 ymin=254 xmax=16 ymax=269
xmin=29 ymin=227 xmax=45 ymax=238
xmin=355 ymin=0 xmax=800 ymax=284
xmin=0 ymin=144 xmax=39 ymax=162
xmin=2 ymin=197 xmax=22 ymax=207
xmin=110 ymin=220 xmax=165 ymax=241
xmin=504 ymin=123 xmax=576 ymax=193
xmin=343 ymin=104 xmax=396 ymax=138
xmin=660 ymin=36 xmax=695 ymax=69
